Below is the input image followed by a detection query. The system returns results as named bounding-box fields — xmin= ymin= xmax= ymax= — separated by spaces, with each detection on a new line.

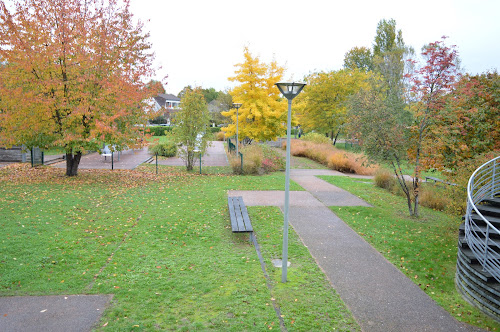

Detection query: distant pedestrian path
xmin=154 ymin=141 xmax=229 ymax=167
xmin=51 ymin=147 xmax=151 ymax=170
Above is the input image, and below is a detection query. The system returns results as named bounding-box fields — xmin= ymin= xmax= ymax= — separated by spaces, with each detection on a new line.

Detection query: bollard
xmin=239 ymin=152 xmax=243 ymax=173
xmin=199 ymin=151 xmax=202 ymax=175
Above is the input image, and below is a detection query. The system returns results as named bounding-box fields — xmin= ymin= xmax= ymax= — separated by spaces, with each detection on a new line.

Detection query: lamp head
xmin=275 ymin=82 xmax=306 ymax=100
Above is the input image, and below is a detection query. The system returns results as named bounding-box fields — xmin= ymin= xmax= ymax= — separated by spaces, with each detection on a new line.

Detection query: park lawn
xmin=0 ymin=164 xmax=358 ymax=331
xmin=319 ymin=175 xmax=500 ymax=331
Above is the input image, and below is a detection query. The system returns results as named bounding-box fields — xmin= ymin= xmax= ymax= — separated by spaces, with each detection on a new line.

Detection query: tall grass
xmin=374 ymin=168 xmax=451 ymax=212
xmin=229 ymin=144 xmax=285 ymax=175
xmin=285 ymin=139 xmax=377 ymax=175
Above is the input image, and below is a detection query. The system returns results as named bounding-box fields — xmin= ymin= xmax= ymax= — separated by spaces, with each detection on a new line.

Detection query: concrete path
xmin=229 ymin=169 xmax=483 ymax=332
xmin=155 ymin=141 xmax=229 ymax=167
xmin=51 ymin=147 xmax=151 ymax=170
xmin=0 ymin=295 xmax=113 ymax=332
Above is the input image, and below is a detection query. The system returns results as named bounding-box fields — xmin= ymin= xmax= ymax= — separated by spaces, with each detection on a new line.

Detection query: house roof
xmin=153 ymin=93 xmax=181 ymax=108
xmin=158 ymin=93 xmax=180 ymax=101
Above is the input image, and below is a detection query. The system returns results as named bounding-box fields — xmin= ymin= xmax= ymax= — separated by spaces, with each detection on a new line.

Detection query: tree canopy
xmin=173 ymin=88 xmax=210 ymax=171
xmin=222 ymin=47 xmax=286 ymax=142
xmin=0 ymin=0 xmax=156 ymax=176
xmin=344 ymin=47 xmax=373 ymax=72
xmin=296 ymin=69 xmax=370 ymax=139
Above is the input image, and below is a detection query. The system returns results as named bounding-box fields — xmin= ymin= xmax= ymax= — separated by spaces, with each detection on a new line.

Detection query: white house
xmin=151 ymin=93 xmax=181 ymax=124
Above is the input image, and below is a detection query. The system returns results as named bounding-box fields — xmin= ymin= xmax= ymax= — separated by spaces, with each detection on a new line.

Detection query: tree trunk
xmin=413 ymin=176 xmax=420 ymax=217
xmin=333 ymin=127 xmax=342 ymax=146
xmin=391 ymin=158 xmax=414 ymax=216
xmin=186 ymin=150 xmax=194 ymax=171
xmin=65 ymin=152 xmax=82 ymax=176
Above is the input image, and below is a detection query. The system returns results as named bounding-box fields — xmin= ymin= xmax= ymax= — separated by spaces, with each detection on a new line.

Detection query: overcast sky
xmin=129 ymin=0 xmax=500 ymax=95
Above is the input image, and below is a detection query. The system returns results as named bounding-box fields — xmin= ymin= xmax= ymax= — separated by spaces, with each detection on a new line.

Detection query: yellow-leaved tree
xmin=296 ymin=69 xmax=371 ymax=141
xmin=222 ymin=48 xmax=286 ymax=142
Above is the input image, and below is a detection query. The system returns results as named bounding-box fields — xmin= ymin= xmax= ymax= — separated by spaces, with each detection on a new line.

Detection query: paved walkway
xmin=229 ymin=169 xmax=483 ymax=332
xmin=0 ymin=295 xmax=113 ymax=332
xmin=51 ymin=147 xmax=151 ymax=170
xmin=154 ymin=141 xmax=229 ymax=167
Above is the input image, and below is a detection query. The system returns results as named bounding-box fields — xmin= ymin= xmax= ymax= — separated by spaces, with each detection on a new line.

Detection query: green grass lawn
xmin=319 ymin=175 xmax=500 ymax=331
xmin=0 ymin=164 xmax=358 ymax=331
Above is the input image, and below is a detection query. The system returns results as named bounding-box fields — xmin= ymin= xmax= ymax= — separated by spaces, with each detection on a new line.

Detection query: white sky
xmin=129 ymin=0 xmax=500 ymax=95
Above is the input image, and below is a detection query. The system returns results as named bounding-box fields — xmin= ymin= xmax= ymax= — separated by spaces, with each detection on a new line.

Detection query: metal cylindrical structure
xmin=282 ymin=99 xmax=293 ymax=283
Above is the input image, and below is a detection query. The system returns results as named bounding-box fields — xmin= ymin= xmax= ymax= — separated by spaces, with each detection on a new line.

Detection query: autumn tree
xmin=432 ymin=72 xmax=500 ymax=169
xmin=0 ymin=0 xmax=155 ymax=176
xmin=146 ymin=80 xmax=166 ymax=95
xmin=372 ymin=19 xmax=414 ymax=106
xmin=202 ymin=87 xmax=219 ymax=104
xmin=406 ymin=37 xmax=460 ymax=216
xmin=173 ymin=88 xmax=210 ymax=171
xmin=222 ymin=47 xmax=286 ymax=142
xmin=348 ymin=75 xmax=413 ymax=213
xmin=177 ymin=85 xmax=193 ymax=99
xmin=296 ymin=69 xmax=370 ymax=142
xmin=208 ymin=91 xmax=232 ymax=125
xmin=343 ymin=46 xmax=373 ymax=72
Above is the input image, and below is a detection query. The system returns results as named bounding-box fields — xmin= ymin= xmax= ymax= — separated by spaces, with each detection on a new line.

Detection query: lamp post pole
xmin=232 ymin=103 xmax=242 ymax=155
xmin=282 ymin=97 xmax=293 ymax=283
xmin=275 ymin=82 xmax=306 ymax=283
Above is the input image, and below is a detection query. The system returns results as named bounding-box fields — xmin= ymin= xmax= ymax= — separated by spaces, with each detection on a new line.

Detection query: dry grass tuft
xmin=285 ymin=139 xmax=378 ymax=175
xmin=420 ymin=185 xmax=451 ymax=211
xmin=229 ymin=144 xmax=284 ymax=175
xmin=216 ymin=131 xmax=225 ymax=141
xmin=374 ymin=169 xmax=396 ymax=190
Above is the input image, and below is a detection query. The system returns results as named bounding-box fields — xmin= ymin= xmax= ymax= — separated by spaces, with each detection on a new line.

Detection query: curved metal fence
xmin=465 ymin=156 xmax=500 ymax=282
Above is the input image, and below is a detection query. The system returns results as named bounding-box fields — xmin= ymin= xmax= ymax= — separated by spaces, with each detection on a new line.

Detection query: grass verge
xmin=318 ymin=175 xmax=500 ymax=331
xmin=0 ymin=164 xmax=355 ymax=330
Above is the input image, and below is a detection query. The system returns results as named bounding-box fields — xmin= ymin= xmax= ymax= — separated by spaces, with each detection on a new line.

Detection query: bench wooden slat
xmin=228 ymin=196 xmax=253 ymax=233
xmin=234 ymin=197 xmax=246 ymax=232
xmin=228 ymin=197 xmax=239 ymax=231
xmin=238 ymin=197 xmax=253 ymax=232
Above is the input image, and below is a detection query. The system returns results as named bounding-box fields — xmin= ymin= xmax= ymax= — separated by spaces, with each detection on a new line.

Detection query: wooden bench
xmin=425 ymin=176 xmax=456 ymax=186
xmin=228 ymin=196 xmax=253 ymax=232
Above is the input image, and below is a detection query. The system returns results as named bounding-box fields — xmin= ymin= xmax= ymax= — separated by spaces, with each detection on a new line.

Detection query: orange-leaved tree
xmin=0 ymin=0 xmax=158 ymax=176
xmin=222 ymin=47 xmax=286 ymax=143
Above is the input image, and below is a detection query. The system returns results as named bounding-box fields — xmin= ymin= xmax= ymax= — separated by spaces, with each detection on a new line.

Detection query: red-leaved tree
xmin=0 ymin=0 xmax=158 ymax=176
xmin=406 ymin=37 xmax=460 ymax=216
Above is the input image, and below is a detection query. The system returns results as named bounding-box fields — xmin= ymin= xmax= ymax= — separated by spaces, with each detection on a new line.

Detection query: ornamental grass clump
xmin=216 ymin=131 xmax=225 ymax=141
xmin=302 ymin=132 xmax=331 ymax=144
xmin=374 ymin=169 xmax=396 ymax=190
xmin=285 ymin=139 xmax=377 ymax=175
xmin=229 ymin=144 xmax=285 ymax=175
xmin=374 ymin=168 xmax=451 ymax=212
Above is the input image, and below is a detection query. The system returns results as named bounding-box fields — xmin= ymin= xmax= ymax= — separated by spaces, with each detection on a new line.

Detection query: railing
xmin=465 ymin=156 xmax=500 ymax=282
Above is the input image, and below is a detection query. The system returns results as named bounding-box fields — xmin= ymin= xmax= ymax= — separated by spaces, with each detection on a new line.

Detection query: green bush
xmin=209 ymin=127 xmax=221 ymax=133
xmin=147 ymin=126 xmax=172 ymax=136
xmin=302 ymin=132 xmax=331 ymax=144
xmin=149 ymin=141 xmax=177 ymax=157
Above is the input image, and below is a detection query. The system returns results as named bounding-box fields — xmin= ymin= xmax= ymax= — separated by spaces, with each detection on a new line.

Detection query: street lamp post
xmin=232 ymin=103 xmax=242 ymax=155
xmin=275 ymin=82 xmax=306 ymax=283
